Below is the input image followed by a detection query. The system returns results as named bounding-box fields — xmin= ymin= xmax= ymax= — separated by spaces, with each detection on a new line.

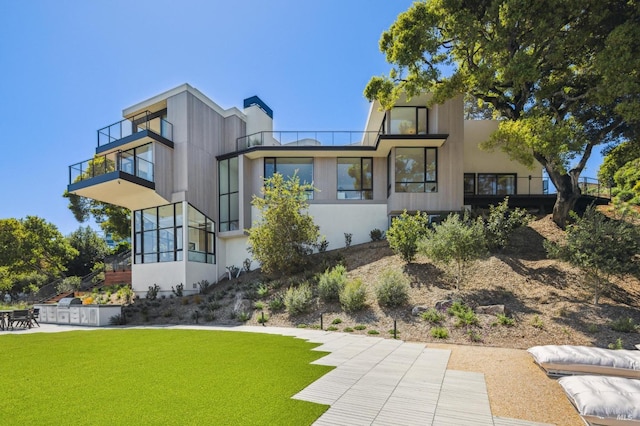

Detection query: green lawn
xmin=0 ymin=329 xmax=332 ymax=425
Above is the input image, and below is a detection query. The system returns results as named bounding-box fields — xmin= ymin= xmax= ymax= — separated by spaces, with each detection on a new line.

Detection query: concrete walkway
xmin=1 ymin=324 xmax=553 ymax=425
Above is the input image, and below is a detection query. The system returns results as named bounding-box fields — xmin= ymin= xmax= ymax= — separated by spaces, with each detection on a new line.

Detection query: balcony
xmin=96 ymin=111 xmax=174 ymax=154
xmin=67 ymin=150 xmax=168 ymax=210
xmin=236 ymin=130 xmax=448 ymax=155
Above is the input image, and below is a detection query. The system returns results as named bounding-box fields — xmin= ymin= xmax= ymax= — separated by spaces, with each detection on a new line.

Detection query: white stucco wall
xmin=132 ymin=262 xmax=186 ymax=297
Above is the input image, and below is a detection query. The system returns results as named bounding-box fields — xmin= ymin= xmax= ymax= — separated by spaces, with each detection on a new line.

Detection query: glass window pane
xmin=143 ymin=230 xmax=157 ymax=253
xmin=206 ymin=232 xmax=215 ymax=255
xmin=337 ymin=158 xmax=358 ymax=191
xmin=477 ymin=175 xmax=496 ymax=195
xmin=134 ymin=211 xmax=142 ymax=232
xmin=142 ymin=208 xmax=157 ymax=231
xmin=395 ymin=148 xmax=424 ymax=183
xmin=220 ymin=222 xmax=229 ymax=232
xmin=159 ymin=252 xmax=174 ymax=262
xmin=219 ymin=159 xmax=229 ymax=193
xmin=264 ymin=158 xmax=275 ymax=179
xmin=220 ymin=194 xmax=229 ymax=222
xmin=390 ymin=107 xmax=417 ymax=134
xmin=497 ymin=175 xmax=515 ymax=194
xmin=159 ymin=228 xmax=174 ymax=252
xmin=158 ymin=205 xmax=174 ymax=229
xmin=176 ymin=227 xmax=183 ymax=250
xmin=396 ymin=182 xmax=425 ymax=193
xmin=230 ymin=193 xmax=239 ymax=222
xmin=144 ymin=253 xmax=157 ymax=263
xmin=136 ymin=144 xmax=153 ymax=162
xmin=426 ymin=149 xmax=437 ymax=182
xmin=362 ymin=158 xmax=373 ymax=190
xmin=120 ymin=151 xmax=134 ymax=175
xmin=417 ymin=108 xmax=427 ymax=135
xmin=363 ymin=190 xmax=373 ymax=200
xmin=189 ymin=206 xmax=205 ymax=228
xmin=134 ymin=233 xmax=142 ymax=254
xmin=464 ymin=174 xmax=475 ymax=194
xmin=229 ymin=157 xmax=239 ymax=192
xmin=276 ymin=157 xmax=313 ymax=185
xmin=176 ymin=251 xmax=183 ymax=261
xmin=175 ymin=203 xmax=183 ymax=227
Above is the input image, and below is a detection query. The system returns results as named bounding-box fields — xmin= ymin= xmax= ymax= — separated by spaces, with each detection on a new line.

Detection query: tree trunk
xmin=542 ymin=165 xmax=582 ymax=229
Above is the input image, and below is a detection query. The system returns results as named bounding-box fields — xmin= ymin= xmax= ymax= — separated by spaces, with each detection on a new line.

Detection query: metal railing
xmin=465 ymin=175 xmax=610 ymax=199
xmin=69 ymin=152 xmax=154 ymax=185
xmin=105 ymin=250 xmax=132 ymax=272
xmin=577 ymin=177 xmax=611 ymax=199
xmin=236 ymin=130 xmax=383 ymax=152
xmin=32 ymin=269 xmax=104 ymax=304
xmin=97 ymin=111 xmax=173 ymax=147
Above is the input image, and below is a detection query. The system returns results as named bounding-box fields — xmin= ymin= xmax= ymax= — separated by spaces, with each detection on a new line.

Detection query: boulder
xmin=435 ymin=299 xmax=454 ymax=311
xmin=411 ymin=306 xmax=430 ymax=316
xmin=233 ymin=298 xmax=252 ymax=315
xmin=475 ymin=304 xmax=505 ymax=315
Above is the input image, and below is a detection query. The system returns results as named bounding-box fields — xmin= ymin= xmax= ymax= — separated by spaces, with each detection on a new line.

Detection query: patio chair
xmin=30 ymin=308 xmax=40 ymax=327
xmin=528 ymin=345 xmax=640 ymax=379
xmin=9 ymin=310 xmax=30 ymax=329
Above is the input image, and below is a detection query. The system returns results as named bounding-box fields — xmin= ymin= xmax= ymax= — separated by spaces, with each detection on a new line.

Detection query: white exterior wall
xmin=463 ymin=120 xmax=544 ymax=194
xmin=132 ymin=262 xmax=186 ymax=297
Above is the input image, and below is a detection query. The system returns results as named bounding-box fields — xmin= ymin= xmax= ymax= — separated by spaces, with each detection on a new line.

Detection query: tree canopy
xmin=0 ymin=217 xmax=78 ymax=296
xmin=65 ymin=226 xmax=110 ymax=277
xmin=64 ymin=191 xmax=130 ymax=240
xmin=365 ymin=0 xmax=639 ymax=227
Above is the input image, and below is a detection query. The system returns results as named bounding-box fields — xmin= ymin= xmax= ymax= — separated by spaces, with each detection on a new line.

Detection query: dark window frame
xmin=394 ymin=147 xmax=438 ymax=193
xmin=218 ymin=156 xmax=239 ymax=232
xmin=336 ymin=157 xmax=373 ymax=200
xmin=386 ymin=106 xmax=428 ymax=135
xmin=464 ymin=173 xmax=476 ymax=195
xmin=264 ymin=157 xmax=314 ymax=199
xmin=187 ymin=205 xmax=216 ymax=265
xmin=134 ymin=202 xmax=183 ymax=264
xmin=476 ymin=173 xmax=517 ymax=195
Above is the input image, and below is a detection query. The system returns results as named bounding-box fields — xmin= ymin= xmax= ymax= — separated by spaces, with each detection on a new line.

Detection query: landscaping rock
xmin=233 ymin=298 xmax=252 ymax=315
xmin=475 ymin=304 xmax=505 ymax=315
xmin=411 ymin=305 xmax=430 ymax=316
xmin=435 ymin=299 xmax=454 ymax=311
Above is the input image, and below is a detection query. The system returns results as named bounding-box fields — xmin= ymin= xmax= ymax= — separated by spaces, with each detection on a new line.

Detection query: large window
xmin=337 ymin=158 xmax=372 ymax=200
xmin=120 ymin=143 xmax=154 ymax=182
xmin=264 ymin=157 xmax=314 ymax=199
xmin=134 ymin=203 xmax=183 ymax=264
xmin=395 ymin=147 xmax=437 ymax=193
xmin=477 ymin=173 xmax=516 ymax=195
xmin=464 ymin=173 xmax=476 ymax=195
xmin=188 ymin=206 xmax=215 ymax=264
xmin=389 ymin=107 xmax=427 ymax=135
xmin=219 ymin=157 xmax=239 ymax=232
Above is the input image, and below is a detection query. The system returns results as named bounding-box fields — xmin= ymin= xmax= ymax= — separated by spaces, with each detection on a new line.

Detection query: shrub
xmin=421 ymin=308 xmax=445 ymax=324
xmin=431 ymin=327 xmax=449 ymax=339
xmin=370 ymin=228 xmax=384 ymax=242
xmin=192 ymin=295 xmax=202 ymax=305
xmin=236 ymin=311 xmax=250 ymax=322
xmin=531 ymin=315 xmax=544 ymax=329
xmin=317 ymin=265 xmax=347 ymax=302
xmin=316 ymin=236 xmax=329 ymax=253
xmin=331 ymin=318 xmax=342 ymax=325
xmin=283 ymin=282 xmax=314 ymax=315
xmin=257 ymin=313 xmax=269 ymax=324
xmin=354 ymin=324 xmax=367 ymax=330
xmin=496 ymin=313 xmax=515 ymax=327
xmin=609 ymin=317 xmax=637 ymax=333
xmin=109 ymin=314 xmax=126 ymax=325
xmin=247 ymin=173 xmax=320 ymax=275
xmin=339 ymin=278 xmax=368 ymax=312
xmin=344 ymin=233 xmax=352 ymax=248
xmin=197 ymin=280 xmax=212 ymax=294
xmin=483 ymin=197 xmax=532 ymax=250
xmin=147 ymin=284 xmax=160 ymax=300
xmin=467 ymin=330 xmax=482 ymax=342
xmin=343 ymin=327 xmax=354 ymax=332
xmin=268 ymin=296 xmax=285 ymax=312
xmin=56 ymin=276 xmax=82 ymax=294
xmin=367 ymin=330 xmax=380 ymax=335
xmin=375 ymin=269 xmax=410 ymax=307
xmin=608 ymin=338 xmax=624 ymax=350
xmin=419 ymin=212 xmax=487 ymax=289
xmin=386 ymin=210 xmax=429 ymax=262
xmin=447 ymin=302 xmax=478 ymax=327
xmin=327 ymin=326 xmax=339 ymax=331
xmin=254 ymin=301 xmax=264 ymax=310
xmin=243 ymin=258 xmax=252 ymax=272
xmin=172 ymin=284 xmax=184 ymax=297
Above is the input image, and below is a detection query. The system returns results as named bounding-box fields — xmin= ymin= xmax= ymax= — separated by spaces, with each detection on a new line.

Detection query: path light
xmin=320 ymin=313 xmax=323 ymax=330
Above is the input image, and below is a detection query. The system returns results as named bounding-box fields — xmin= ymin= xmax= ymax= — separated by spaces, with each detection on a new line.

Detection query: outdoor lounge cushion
xmin=558 ymin=375 xmax=640 ymax=426
xmin=527 ymin=345 xmax=640 ymax=378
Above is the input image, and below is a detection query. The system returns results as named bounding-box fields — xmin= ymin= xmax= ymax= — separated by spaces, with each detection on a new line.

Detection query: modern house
xmin=67 ymin=83 xmax=546 ymax=297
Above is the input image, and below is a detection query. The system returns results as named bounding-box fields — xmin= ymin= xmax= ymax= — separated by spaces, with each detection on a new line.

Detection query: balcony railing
xmin=69 ymin=152 xmax=154 ymax=185
xmin=97 ymin=111 xmax=173 ymax=147
xmin=464 ymin=176 xmax=611 ymax=198
xmin=236 ymin=131 xmax=382 ymax=152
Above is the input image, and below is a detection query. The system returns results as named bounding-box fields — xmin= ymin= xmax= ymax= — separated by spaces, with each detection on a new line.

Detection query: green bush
xmin=447 ymin=301 xmax=478 ymax=327
xmin=386 ymin=210 xmax=429 ymax=263
xmin=326 ymin=326 xmax=338 ymax=331
xmin=317 ymin=265 xmax=347 ymax=302
xmin=610 ymin=317 xmax=637 ymax=333
xmin=484 ymin=197 xmax=532 ymax=250
xmin=608 ymin=337 xmax=624 ymax=350
xmin=431 ymin=327 xmax=449 ymax=339
xmin=268 ymin=296 xmax=285 ymax=312
xmin=331 ymin=318 xmax=342 ymax=325
xmin=339 ymin=278 xmax=368 ymax=312
xmin=257 ymin=283 xmax=269 ymax=298
xmin=146 ymin=284 xmax=160 ymax=300
xmin=354 ymin=324 xmax=367 ymax=330
xmin=367 ymin=330 xmax=380 ymax=335
xmin=283 ymin=282 xmax=314 ymax=315
xmin=343 ymin=327 xmax=354 ymax=332
xmin=370 ymin=228 xmax=384 ymax=242
xmin=496 ymin=313 xmax=515 ymax=326
xmin=421 ymin=308 xmax=445 ymax=324
xmin=375 ymin=269 xmax=410 ymax=307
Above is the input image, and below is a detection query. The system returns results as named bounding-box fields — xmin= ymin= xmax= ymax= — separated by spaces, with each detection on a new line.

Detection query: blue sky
xmin=0 ymin=0 xmax=603 ymax=236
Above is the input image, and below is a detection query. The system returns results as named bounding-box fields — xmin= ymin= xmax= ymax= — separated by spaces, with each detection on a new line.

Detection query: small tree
xmin=386 ymin=210 xmax=429 ymax=263
xmin=546 ymin=206 xmax=640 ymax=304
xmin=419 ymin=213 xmax=487 ymax=289
xmin=247 ymin=173 xmax=319 ymax=275
xmin=484 ymin=198 xmax=532 ymax=251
